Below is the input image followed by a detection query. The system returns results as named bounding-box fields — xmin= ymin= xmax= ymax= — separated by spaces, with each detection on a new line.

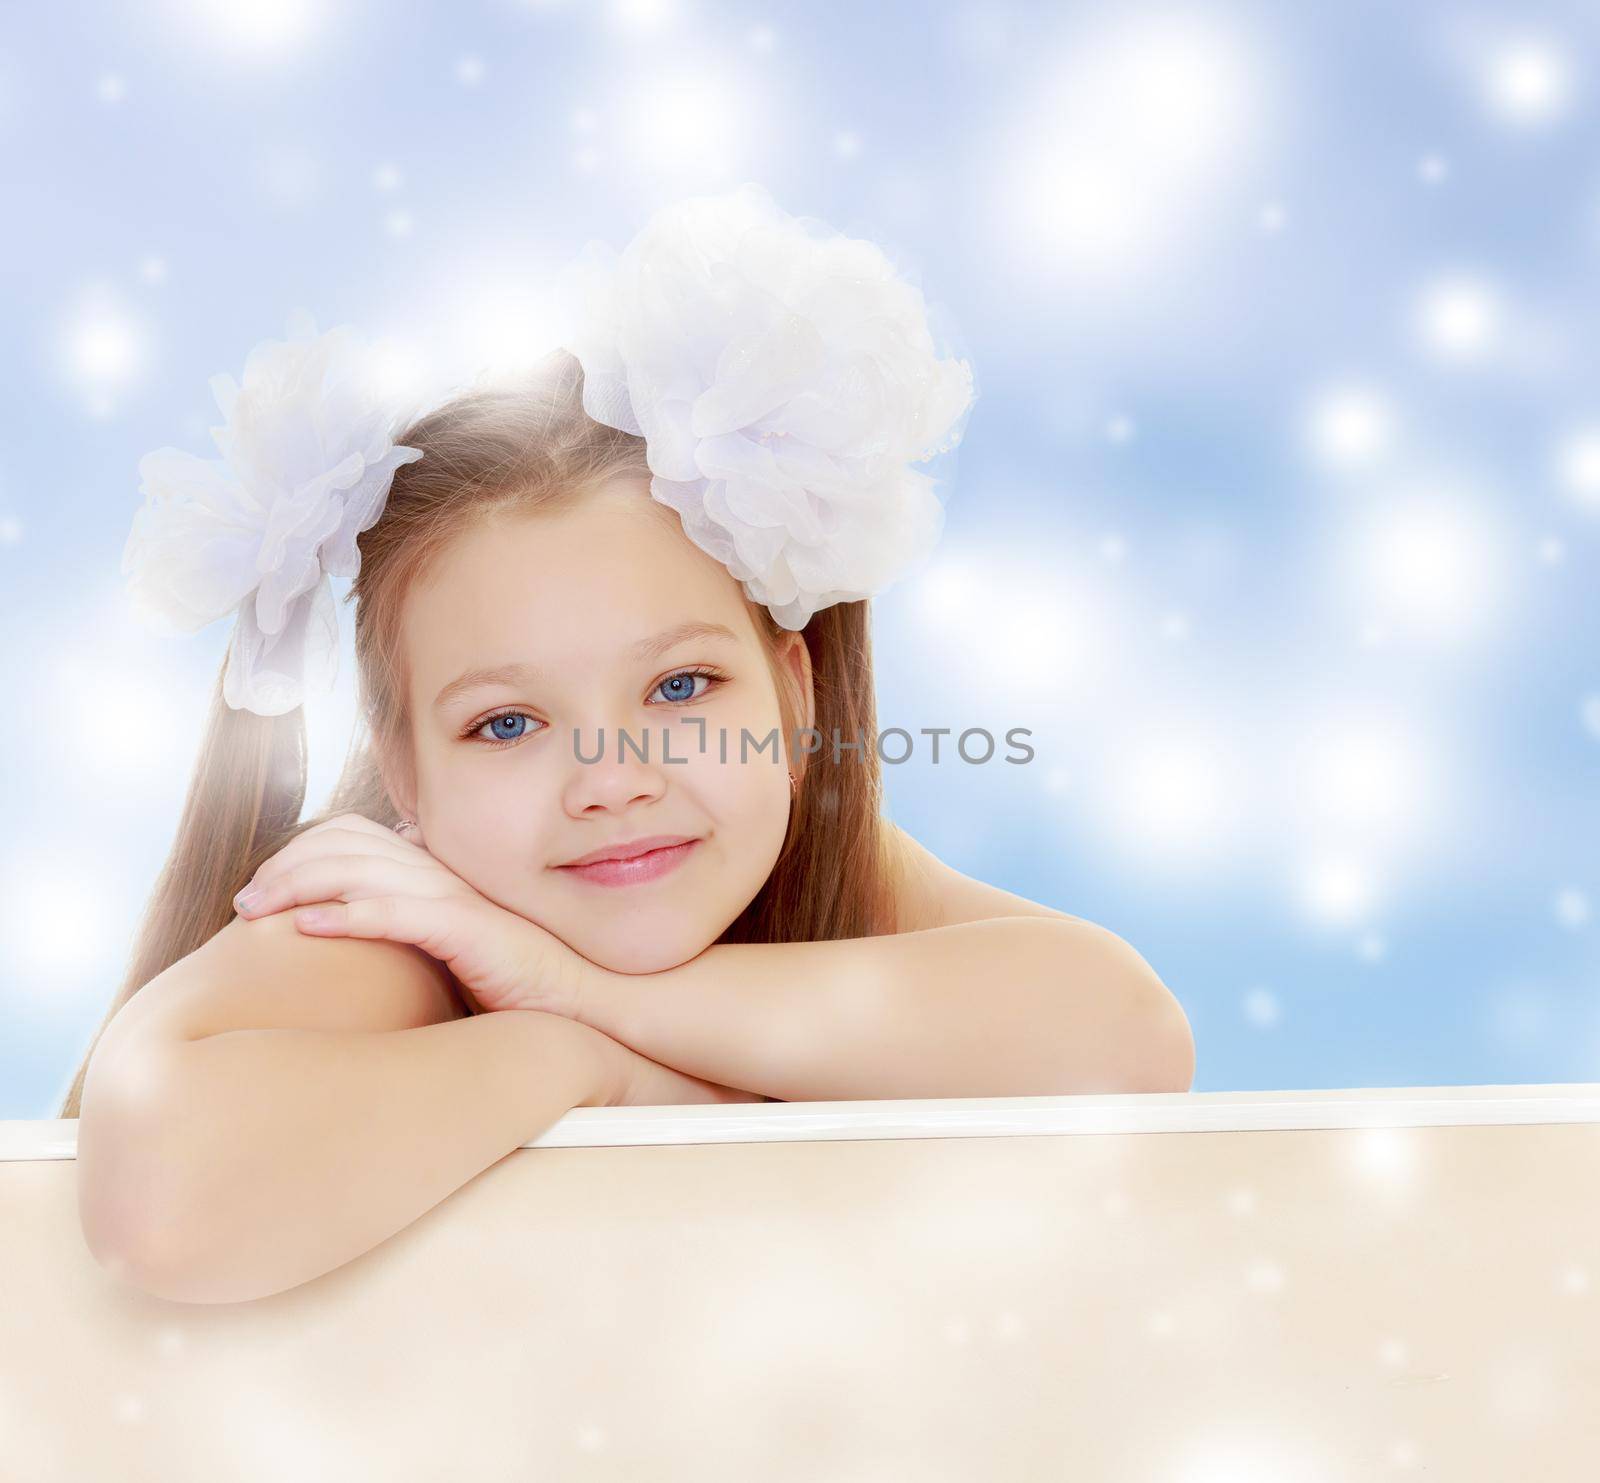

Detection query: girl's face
xmin=388 ymin=477 xmax=813 ymax=974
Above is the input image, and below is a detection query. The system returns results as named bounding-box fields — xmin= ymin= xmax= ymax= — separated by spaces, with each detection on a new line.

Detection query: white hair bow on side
xmin=121 ymin=309 xmax=423 ymax=717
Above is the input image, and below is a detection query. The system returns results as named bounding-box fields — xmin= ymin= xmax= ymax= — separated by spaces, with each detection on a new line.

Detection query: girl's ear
xmin=779 ymin=630 xmax=816 ymax=736
xmin=377 ymin=748 xmax=419 ymax=822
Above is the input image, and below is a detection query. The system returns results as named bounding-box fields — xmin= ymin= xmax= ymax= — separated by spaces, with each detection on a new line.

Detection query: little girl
xmin=66 ymin=185 xmax=1191 ymax=1302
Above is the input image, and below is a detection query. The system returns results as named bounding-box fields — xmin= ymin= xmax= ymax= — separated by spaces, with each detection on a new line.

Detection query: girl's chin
xmin=581 ymin=933 xmax=711 ymax=977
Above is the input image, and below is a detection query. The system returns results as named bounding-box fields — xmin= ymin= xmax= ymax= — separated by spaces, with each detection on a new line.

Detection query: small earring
xmin=787 ymin=768 xmax=798 ymax=793
xmin=394 ymin=818 xmax=418 ymax=835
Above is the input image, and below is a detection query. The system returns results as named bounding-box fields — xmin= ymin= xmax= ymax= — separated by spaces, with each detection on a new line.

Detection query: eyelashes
xmin=458 ymin=666 xmax=729 ymax=751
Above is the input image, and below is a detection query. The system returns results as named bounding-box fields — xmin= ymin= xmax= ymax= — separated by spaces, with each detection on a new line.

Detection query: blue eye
xmin=465 ymin=711 xmax=542 ymax=749
xmin=650 ymin=668 xmax=722 ymax=704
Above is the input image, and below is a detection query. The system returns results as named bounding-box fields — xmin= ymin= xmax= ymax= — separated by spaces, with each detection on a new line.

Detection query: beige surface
xmin=6 ymin=1090 xmax=1600 ymax=1480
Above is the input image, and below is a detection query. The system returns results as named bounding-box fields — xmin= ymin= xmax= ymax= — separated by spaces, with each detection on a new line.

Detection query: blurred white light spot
xmin=1159 ymin=611 xmax=1192 ymax=641
xmin=1355 ymin=930 xmax=1387 ymax=963
xmin=1580 ymin=693 xmax=1600 ymax=742
xmin=833 ymin=129 xmax=862 ymax=160
xmin=1258 ymin=200 xmax=1288 ymax=233
xmin=1487 ymin=41 xmax=1572 ymax=126
xmin=1293 ymin=716 xmax=1427 ymax=840
xmin=913 ymin=559 xmax=980 ymax=624
xmin=1242 ymin=987 xmax=1281 ymax=1028
xmin=1413 ymin=275 xmax=1501 ymax=359
xmin=383 ymin=208 xmax=414 ymax=239
xmin=113 ymin=1394 xmax=147 ymax=1425
xmin=440 ymin=271 xmax=564 ymax=380
xmin=1297 ymin=856 xmax=1376 ymax=926
xmin=618 ymin=66 xmax=759 ymax=176
xmin=1561 ymin=1264 xmax=1591 ymax=1295
xmin=1417 ymin=152 xmax=1450 ymax=184
xmin=989 ymin=598 xmax=1072 ymax=690
xmin=1306 ymin=384 xmax=1395 ymax=469
xmin=455 ymin=55 xmax=485 ymax=86
xmin=1553 ymin=887 xmax=1590 ymax=929
xmin=1225 ymin=1185 xmax=1258 ymax=1217
xmin=372 ymin=161 xmax=403 ymax=191
xmin=747 ymin=25 xmax=776 ymax=53
xmin=1172 ymin=1430 xmax=1331 ymax=1483
xmin=573 ymin=144 xmax=603 ymax=173
xmin=1245 ymin=1259 xmax=1285 ymax=1294
xmin=138 ymin=254 xmax=168 ymax=285
xmin=1389 ymin=1439 xmax=1421 ymax=1468
xmin=71 ymin=308 xmax=139 ymax=382
xmin=180 ymin=0 xmax=321 ymax=55
xmin=1535 ymin=535 xmax=1565 ymax=564
xmin=1104 ymin=738 xmax=1234 ymax=863
xmin=575 ymin=1423 xmax=607 ymax=1452
xmin=1378 ymin=1336 xmax=1409 ymax=1368
xmin=1106 ymin=413 xmax=1136 ymax=443
xmin=610 ymin=0 xmax=677 ymax=35
xmin=570 ymin=106 xmax=598 ymax=134
xmin=1147 ymin=1309 xmax=1177 ymax=1338
xmin=1352 ymin=490 xmax=1504 ymax=642
xmin=1002 ymin=13 xmax=1262 ymax=282
xmin=96 ymin=73 xmax=128 ymax=105
xmin=1346 ymin=1126 xmax=1418 ymax=1182
xmin=39 ymin=652 xmax=189 ymax=793
xmin=1555 ymin=428 xmax=1600 ymax=510
xmin=1 ymin=861 xmax=110 ymax=984
xmin=1043 ymin=765 xmax=1072 ymax=796
xmin=58 ymin=285 xmax=151 ymax=411
xmin=0 ymin=516 xmax=22 ymax=545
xmin=361 ymin=335 xmax=430 ymax=408
xmin=1098 ymin=533 xmax=1127 ymax=563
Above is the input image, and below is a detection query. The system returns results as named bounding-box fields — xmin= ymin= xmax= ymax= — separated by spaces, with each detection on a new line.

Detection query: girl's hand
xmin=232 ymin=812 xmax=588 ymax=1020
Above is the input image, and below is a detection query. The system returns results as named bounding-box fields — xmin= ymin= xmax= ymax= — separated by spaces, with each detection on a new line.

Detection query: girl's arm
xmin=76 ymin=910 xmax=757 ymax=1307
xmin=567 ymin=916 xmax=1194 ymax=1104
xmin=80 ymin=1010 xmax=610 ymax=1305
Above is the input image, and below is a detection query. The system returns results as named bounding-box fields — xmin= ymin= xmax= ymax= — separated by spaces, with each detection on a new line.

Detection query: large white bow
xmin=552 ymin=182 xmax=978 ymax=630
xmin=122 ymin=309 xmax=423 ymax=716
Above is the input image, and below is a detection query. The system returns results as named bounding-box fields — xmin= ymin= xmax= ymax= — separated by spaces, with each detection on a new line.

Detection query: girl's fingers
xmin=295 ymin=897 xmax=469 ymax=966
xmin=294 ymin=894 xmax=573 ymax=1019
xmin=243 ymin=813 xmax=424 ymax=892
xmin=235 ymin=853 xmax=435 ymax=917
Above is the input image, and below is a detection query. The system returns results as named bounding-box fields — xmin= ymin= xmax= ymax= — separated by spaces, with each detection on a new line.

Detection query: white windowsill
xmin=6 ymin=1081 xmax=1600 ymax=1160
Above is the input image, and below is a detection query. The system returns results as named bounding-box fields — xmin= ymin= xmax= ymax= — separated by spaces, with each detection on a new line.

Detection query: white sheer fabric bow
xmin=121 ymin=310 xmax=423 ymax=716
xmin=552 ymin=182 xmax=978 ymax=630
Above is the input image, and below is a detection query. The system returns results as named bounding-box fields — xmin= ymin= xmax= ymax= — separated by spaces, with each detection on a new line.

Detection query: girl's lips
xmin=555 ymin=838 xmax=700 ymax=888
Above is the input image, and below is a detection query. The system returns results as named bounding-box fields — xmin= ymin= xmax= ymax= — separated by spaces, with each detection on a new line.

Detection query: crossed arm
xmin=565 ymin=915 xmax=1195 ymax=1104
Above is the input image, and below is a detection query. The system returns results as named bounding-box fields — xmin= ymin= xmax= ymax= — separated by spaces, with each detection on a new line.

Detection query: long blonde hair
xmin=58 ymin=349 xmax=897 ymax=1118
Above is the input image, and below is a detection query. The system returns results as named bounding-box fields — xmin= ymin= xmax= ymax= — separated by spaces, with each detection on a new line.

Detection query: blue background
xmin=5 ymin=0 xmax=1600 ymax=1115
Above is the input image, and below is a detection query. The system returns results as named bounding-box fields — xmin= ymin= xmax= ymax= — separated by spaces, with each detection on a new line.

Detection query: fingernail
xmin=235 ymin=887 xmax=264 ymax=912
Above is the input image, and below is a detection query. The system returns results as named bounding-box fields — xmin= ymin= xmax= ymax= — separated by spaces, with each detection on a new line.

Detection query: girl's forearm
xmin=79 ymin=1009 xmax=607 ymax=1306
xmin=571 ymin=917 xmax=1193 ymax=1103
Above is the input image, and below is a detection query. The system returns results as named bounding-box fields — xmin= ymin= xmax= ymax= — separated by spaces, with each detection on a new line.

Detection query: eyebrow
xmin=431 ymin=620 xmax=742 ymax=712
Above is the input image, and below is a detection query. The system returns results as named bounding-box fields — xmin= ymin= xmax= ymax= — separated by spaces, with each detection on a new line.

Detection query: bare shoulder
xmin=883 ymin=821 xmax=1107 ymax=934
xmin=109 ymin=904 xmax=470 ymax=1048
